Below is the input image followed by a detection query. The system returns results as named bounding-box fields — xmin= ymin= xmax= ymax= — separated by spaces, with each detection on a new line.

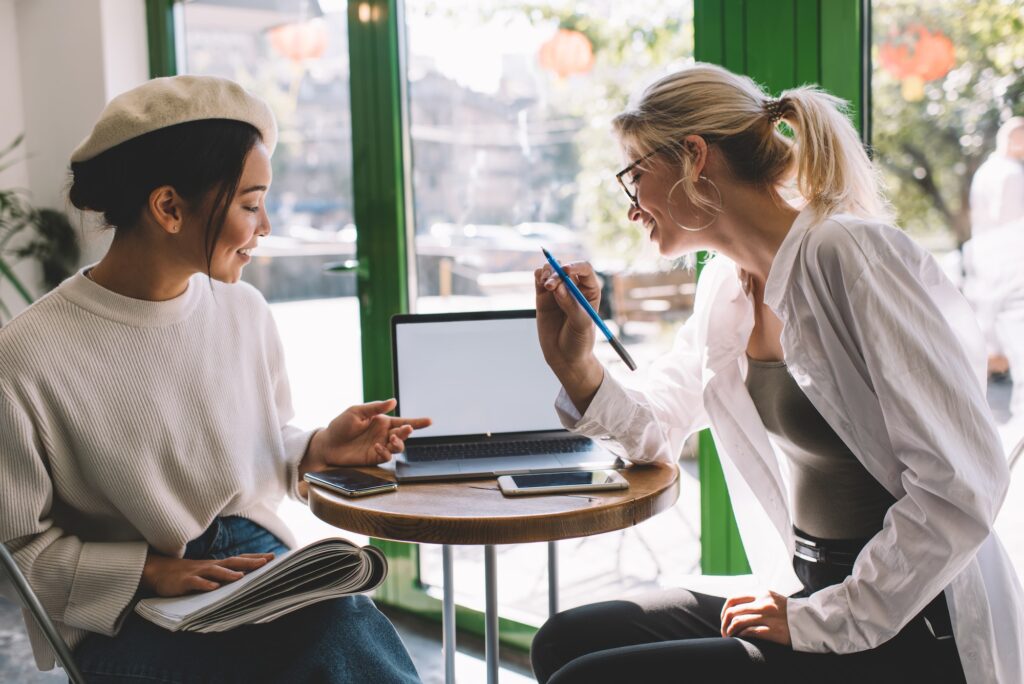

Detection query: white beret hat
xmin=70 ymin=75 xmax=277 ymax=163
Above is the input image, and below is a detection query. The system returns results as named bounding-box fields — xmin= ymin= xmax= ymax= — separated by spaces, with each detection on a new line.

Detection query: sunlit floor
xmin=381 ymin=604 xmax=536 ymax=684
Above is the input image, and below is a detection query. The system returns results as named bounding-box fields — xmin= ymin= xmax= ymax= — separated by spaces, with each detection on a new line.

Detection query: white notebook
xmin=135 ymin=538 xmax=387 ymax=633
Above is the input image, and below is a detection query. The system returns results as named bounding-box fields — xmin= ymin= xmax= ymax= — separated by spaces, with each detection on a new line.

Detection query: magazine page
xmin=135 ymin=538 xmax=386 ymax=632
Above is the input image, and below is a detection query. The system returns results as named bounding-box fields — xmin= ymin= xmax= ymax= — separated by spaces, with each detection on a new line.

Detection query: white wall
xmin=0 ymin=0 xmax=28 ymax=190
xmin=0 ymin=0 xmax=33 ymax=320
xmin=100 ymin=0 xmax=151 ymax=107
xmin=0 ymin=0 xmax=149 ymax=320
xmin=17 ymin=0 xmax=108 ymax=211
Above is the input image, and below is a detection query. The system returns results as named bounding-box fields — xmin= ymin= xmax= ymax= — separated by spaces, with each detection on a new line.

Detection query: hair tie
xmin=764 ymin=98 xmax=785 ymax=125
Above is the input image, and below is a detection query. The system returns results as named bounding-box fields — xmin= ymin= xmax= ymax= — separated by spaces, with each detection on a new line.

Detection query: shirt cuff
xmin=554 ymin=372 xmax=640 ymax=438
xmin=554 ymin=387 xmax=584 ymax=427
xmin=64 ymin=541 xmax=148 ymax=636
xmin=283 ymin=425 xmax=319 ymax=503
xmin=786 ymin=596 xmax=833 ymax=653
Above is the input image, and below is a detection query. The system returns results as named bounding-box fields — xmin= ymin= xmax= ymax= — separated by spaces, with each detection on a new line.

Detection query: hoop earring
xmin=667 ymin=175 xmax=723 ymax=232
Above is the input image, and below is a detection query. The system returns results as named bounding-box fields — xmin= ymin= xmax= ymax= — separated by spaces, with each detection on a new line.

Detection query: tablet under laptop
xmin=392 ymin=309 xmax=620 ymax=482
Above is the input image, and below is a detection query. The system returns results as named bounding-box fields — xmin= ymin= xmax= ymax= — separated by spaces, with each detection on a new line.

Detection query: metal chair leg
xmin=0 ymin=543 xmax=86 ymax=684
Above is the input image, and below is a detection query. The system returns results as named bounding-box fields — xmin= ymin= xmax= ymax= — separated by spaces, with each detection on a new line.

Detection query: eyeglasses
xmin=614 ymin=137 xmax=714 ymax=206
xmin=615 ymin=144 xmax=673 ymax=207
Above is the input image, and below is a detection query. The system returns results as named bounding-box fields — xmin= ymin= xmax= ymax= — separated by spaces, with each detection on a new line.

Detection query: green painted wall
xmin=145 ymin=0 xmax=176 ymax=78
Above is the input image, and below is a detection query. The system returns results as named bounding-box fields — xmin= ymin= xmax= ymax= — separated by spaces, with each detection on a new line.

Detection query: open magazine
xmin=135 ymin=538 xmax=387 ymax=633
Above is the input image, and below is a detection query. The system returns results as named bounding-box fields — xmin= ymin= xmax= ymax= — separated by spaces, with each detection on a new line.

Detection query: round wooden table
xmin=308 ymin=464 xmax=679 ymax=684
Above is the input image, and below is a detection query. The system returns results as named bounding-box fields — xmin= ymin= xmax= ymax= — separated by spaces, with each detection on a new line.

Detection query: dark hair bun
xmin=69 ymin=158 xmax=113 ymax=213
xmin=64 ymin=119 xmax=260 ymax=232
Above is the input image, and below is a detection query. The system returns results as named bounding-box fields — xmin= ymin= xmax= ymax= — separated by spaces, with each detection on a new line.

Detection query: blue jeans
xmin=75 ymin=516 xmax=421 ymax=683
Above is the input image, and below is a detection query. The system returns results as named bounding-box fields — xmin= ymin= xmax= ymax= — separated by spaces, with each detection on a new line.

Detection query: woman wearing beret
xmin=0 ymin=75 xmax=426 ymax=683
xmin=531 ymin=63 xmax=1024 ymax=684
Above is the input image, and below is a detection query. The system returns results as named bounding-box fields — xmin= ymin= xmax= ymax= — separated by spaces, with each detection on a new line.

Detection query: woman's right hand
xmin=141 ymin=550 xmax=274 ymax=597
xmin=535 ymin=261 xmax=605 ymax=412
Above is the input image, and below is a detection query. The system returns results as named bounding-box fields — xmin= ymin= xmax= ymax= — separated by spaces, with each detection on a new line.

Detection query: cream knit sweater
xmin=0 ymin=269 xmax=316 ymax=670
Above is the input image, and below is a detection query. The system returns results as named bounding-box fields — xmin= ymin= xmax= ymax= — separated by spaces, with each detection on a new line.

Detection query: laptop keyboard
xmin=407 ymin=437 xmax=596 ymax=461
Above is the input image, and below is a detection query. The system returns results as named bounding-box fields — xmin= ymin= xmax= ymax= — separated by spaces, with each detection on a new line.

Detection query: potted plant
xmin=0 ymin=135 xmax=80 ymax=324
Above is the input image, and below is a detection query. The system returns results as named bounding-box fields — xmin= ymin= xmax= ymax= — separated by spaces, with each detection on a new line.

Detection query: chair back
xmin=0 ymin=543 xmax=86 ymax=684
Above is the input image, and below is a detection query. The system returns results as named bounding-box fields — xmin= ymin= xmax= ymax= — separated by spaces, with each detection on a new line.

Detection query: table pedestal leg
xmin=443 ymin=544 xmax=456 ymax=684
xmin=548 ymin=540 xmax=559 ymax=616
xmin=484 ymin=544 xmax=499 ymax=684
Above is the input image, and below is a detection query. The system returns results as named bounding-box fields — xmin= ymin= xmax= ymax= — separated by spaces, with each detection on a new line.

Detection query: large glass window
xmin=179 ymin=0 xmax=361 ymax=544
xmin=403 ymin=0 xmax=699 ymax=624
xmin=871 ymin=0 xmax=1024 ymax=582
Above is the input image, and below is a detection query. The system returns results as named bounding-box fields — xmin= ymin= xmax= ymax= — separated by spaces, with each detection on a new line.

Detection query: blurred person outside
xmin=969 ymin=118 xmax=1024 ymax=238
xmin=963 ymin=219 xmax=1024 ymax=432
xmin=964 ymin=118 xmax=1024 ymax=423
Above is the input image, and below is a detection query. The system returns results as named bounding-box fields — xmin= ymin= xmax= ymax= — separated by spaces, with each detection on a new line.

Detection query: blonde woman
xmin=531 ymin=63 xmax=1023 ymax=684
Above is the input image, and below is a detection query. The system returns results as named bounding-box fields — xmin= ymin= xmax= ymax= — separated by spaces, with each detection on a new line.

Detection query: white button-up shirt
xmin=557 ymin=208 xmax=1024 ymax=684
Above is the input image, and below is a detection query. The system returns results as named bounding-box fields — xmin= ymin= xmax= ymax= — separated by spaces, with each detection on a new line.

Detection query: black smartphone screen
xmin=306 ymin=469 xmax=395 ymax=492
xmin=509 ymin=471 xmax=613 ymax=488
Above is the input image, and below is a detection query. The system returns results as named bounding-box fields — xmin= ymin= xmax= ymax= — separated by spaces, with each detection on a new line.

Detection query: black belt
xmin=792 ymin=528 xmax=954 ymax=641
xmin=793 ymin=533 xmax=864 ymax=566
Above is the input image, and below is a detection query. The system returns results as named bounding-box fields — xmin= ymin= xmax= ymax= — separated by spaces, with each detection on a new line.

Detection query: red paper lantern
xmin=879 ymin=24 xmax=955 ymax=82
xmin=269 ymin=19 xmax=328 ymax=63
xmin=538 ymin=29 xmax=595 ymax=78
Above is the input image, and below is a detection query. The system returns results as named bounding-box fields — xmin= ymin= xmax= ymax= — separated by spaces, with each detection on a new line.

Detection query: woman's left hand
xmin=720 ymin=591 xmax=791 ymax=645
xmin=303 ymin=399 xmax=431 ymax=472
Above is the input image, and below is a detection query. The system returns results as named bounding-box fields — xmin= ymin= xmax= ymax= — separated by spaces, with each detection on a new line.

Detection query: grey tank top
xmin=745 ymin=356 xmax=895 ymax=540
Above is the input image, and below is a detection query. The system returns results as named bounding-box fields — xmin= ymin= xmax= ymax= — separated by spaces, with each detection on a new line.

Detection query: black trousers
xmin=531 ymin=536 xmax=966 ymax=684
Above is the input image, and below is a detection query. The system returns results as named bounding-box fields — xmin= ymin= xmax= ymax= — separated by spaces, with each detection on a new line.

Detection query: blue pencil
xmin=541 ymin=247 xmax=637 ymax=371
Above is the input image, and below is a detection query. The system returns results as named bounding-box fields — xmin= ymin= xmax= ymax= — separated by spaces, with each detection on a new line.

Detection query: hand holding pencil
xmin=535 ymin=249 xmax=635 ymax=413
xmin=541 ymin=248 xmax=636 ymax=371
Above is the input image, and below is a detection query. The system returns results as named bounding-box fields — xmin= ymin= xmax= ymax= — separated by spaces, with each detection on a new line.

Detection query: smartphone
xmin=497 ymin=469 xmax=628 ymax=496
xmin=304 ymin=469 xmax=398 ymax=497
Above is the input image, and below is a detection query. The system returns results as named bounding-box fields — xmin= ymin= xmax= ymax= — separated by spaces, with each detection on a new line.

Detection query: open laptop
xmin=392 ymin=309 xmax=621 ymax=482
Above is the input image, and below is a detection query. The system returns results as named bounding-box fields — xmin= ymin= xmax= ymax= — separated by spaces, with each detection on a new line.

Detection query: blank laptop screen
xmin=395 ymin=315 xmax=564 ymax=439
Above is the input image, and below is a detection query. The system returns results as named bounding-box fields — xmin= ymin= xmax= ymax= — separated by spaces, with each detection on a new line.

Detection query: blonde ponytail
xmin=612 ymin=63 xmax=891 ymax=221
xmin=776 ymin=86 xmax=890 ymax=219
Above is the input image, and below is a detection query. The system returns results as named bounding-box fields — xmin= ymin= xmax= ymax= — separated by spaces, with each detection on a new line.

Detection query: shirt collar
xmin=763 ymin=205 xmax=821 ymax=313
xmin=58 ymin=267 xmax=204 ymax=328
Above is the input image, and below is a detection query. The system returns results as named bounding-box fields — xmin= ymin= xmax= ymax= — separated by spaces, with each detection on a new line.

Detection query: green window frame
xmin=147 ymin=0 xmax=867 ymax=652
